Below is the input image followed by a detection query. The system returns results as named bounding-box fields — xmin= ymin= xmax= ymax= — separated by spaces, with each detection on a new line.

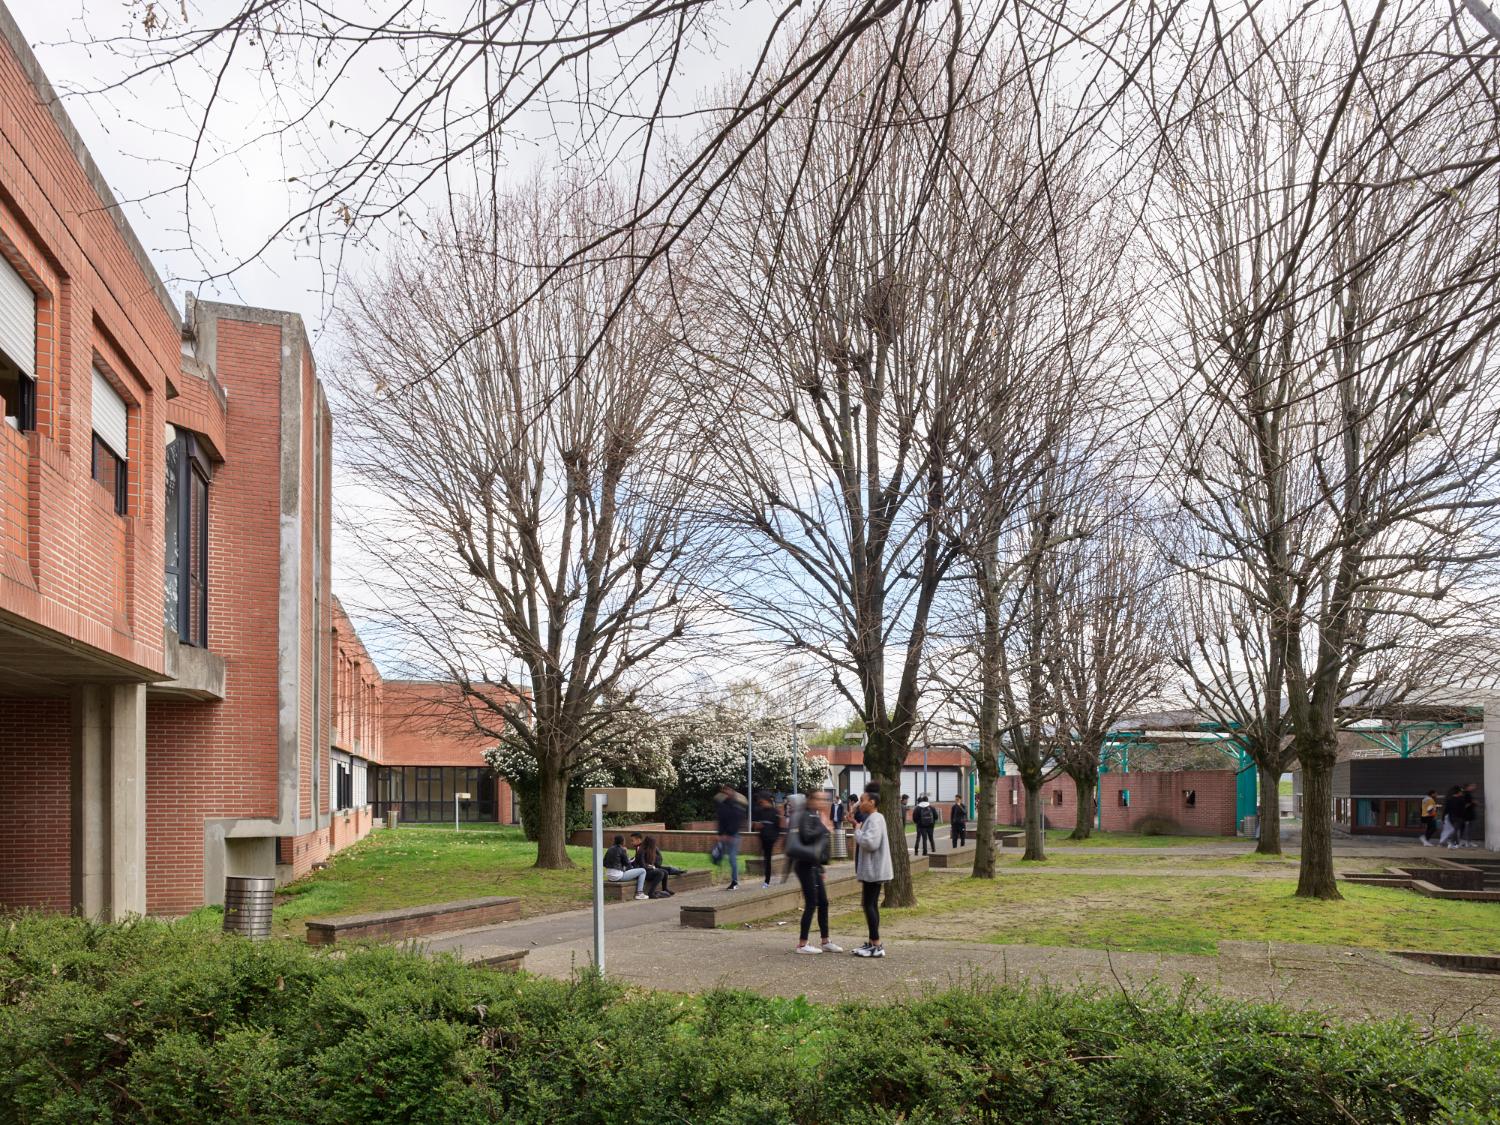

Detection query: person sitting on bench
xmin=631 ymin=832 xmax=676 ymax=898
xmin=603 ymin=835 xmax=659 ymax=899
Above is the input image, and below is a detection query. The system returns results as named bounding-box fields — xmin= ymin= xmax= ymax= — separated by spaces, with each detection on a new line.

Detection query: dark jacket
xmin=1461 ymin=793 xmax=1478 ymax=824
xmin=913 ymin=803 xmax=937 ymax=829
xmin=1445 ymin=793 xmax=1466 ymax=821
xmin=949 ymin=803 xmax=967 ymax=826
xmin=788 ymin=810 xmax=830 ymax=867
xmin=715 ymin=792 xmax=746 ymax=835
xmin=755 ymin=807 xmax=782 ymax=841
xmin=603 ymin=844 xmax=631 ymax=871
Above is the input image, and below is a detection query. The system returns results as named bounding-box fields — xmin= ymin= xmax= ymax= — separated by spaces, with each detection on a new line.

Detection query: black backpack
xmin=784 ymin=811 xmax=831 ymax=865
xmin=915 ymin=805 xmax=936 ymax=828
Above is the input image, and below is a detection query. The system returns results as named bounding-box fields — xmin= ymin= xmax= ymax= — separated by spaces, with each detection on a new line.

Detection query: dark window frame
xmin=1 ymin=362 xmax=35 ymax=431
xmin=91 ymin=432 xmax=127 ymax=515
xmin=164 ymin=431 xmax=211 ymax=646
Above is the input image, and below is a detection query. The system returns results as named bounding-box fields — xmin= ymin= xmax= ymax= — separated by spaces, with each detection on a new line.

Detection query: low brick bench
xmin=680 ymin=856 xmax=931 ymax=929
xmin=927 ymin=845 xmax=976 ymax=869
xmin=305 ymin=896 xmax=521 ymax=945
xmin=603 ymin=866 xmax=714 ymax=901
xmin=465 ymin=947 xmax=529 ymax=973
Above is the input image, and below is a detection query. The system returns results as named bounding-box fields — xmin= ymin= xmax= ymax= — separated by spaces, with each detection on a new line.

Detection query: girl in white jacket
xmin=853 ymin=785 xmax=892 ymax=957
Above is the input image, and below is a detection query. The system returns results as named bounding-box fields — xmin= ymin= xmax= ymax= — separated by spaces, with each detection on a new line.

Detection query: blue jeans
xmin=720 ymin=835 xmax=740 ymax=884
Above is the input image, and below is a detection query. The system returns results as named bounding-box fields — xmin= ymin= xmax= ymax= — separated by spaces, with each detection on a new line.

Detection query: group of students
xmin=601 ymin=832 xmax=684 ymax=899
xmin=774 ymin=783 xmax=894 ymax=958
xmin=903 ymin=795 xmax=969 ymax=856
xmin=1419 ymin=784 xmax=1482 ymax=849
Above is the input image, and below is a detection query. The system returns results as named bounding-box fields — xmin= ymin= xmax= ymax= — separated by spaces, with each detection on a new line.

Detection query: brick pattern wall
xmin=996 ymin=769 xmax=1237 ymax=836
xmin=0 ymin=29 xmax=178 ymax=677
xmin=0 ymin=697 xmax=70 ymax=909
xmin=142 ymin=317 xmax=288 ymax=914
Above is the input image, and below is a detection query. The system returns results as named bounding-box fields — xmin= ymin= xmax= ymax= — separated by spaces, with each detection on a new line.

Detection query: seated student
xmin=602 ymin=834 xmax=655 ymax=899
xmin=630 ymin=832 xmax=672 ymax=898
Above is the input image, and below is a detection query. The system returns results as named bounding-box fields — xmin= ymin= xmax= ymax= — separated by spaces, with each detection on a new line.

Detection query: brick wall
xmin=997 ymin=769 xmax=1237 ymax=836
xmin=0 ymin=21 xmax=178 ymax=677
xmin=0 ymin=697 xmax=70 ymax=909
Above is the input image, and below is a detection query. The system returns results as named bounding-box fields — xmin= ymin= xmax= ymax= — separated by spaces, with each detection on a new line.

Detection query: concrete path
xmin=421 ymin=835 xmax=1500 ymax=1031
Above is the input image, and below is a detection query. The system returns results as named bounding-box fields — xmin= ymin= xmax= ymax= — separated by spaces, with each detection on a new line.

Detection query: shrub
xmin=2 ymin=912 xmax=1497 ymax=1124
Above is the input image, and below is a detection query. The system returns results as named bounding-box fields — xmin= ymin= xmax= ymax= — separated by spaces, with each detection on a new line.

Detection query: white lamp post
xmin=582 ymin=787 xmax=656 ymax=974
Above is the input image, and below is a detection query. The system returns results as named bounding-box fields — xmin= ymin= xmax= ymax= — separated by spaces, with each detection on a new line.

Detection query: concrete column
xmin=69 ymin=686 xmax=109 ymax=918
xmin=108 ymin=684 xmax=147 ymax=918
xmin=1485 ymin=694 xmax=1499 ymax=852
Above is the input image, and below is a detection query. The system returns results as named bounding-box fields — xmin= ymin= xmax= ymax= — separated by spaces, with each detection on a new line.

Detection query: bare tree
xmin=1047 ymin=510 xmax=1171 ymax=841
xmin=1145 ymin=15 xmax=1500 ymax=896
xmin=334 ymin=182 xmax=713 ymax=867
xmin=691 ymin=32 xmax=1031 ymax=907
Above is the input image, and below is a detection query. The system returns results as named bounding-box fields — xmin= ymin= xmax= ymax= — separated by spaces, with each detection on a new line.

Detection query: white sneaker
xmin=635 ymin=893 xmax=650 ymax=900
xmin=820 ymin=941 xmax=843 ymax=953
xmin=1420 ymin=838 xmax=1432 ymax=846
xmin=794 ymin=944 xmax=822 ymax=955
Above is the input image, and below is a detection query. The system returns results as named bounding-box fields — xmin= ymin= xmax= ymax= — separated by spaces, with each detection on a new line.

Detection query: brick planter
xmin=305 ymin=896 xmax=521 ymax=944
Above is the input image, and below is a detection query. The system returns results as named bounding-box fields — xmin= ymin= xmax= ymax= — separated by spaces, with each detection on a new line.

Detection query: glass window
xmin=163 ymin=431 xmax=210 ymax=645
xmin=1355 ymin=799 xmax=1377 ymax=827
xmin=92 ymin=433 xmax=127 ymax=515
xmin=0 ymin=351 xmax=34 ymax=432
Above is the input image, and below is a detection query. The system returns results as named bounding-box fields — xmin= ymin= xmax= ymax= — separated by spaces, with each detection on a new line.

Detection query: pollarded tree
xmin=1143 ymin=17 xmax=1500 ymax=896
xmin=1046 ymin=510 xmax=1172 ymax=840
xmin=335 ymin=182 xmax=714 ymax=868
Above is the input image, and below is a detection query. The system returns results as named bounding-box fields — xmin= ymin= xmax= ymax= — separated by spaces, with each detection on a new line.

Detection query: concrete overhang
xmin=150 ymin=630 xmax=226 ymax=701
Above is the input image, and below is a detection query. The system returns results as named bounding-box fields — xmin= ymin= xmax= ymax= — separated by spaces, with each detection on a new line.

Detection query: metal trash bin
xmin=831 ymin=827 xmax=847 ymax=860
xmin=222 ymin=875 xmax=275 ymax=940
xmin=1239 ymin=815 xmax=1259 ymax=838
xmin=386 ymin=808 xmax=399 ymax=830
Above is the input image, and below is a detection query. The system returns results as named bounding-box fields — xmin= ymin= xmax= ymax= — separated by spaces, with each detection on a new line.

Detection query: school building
xmin=0 ymin=4 xmax=509 ymax=920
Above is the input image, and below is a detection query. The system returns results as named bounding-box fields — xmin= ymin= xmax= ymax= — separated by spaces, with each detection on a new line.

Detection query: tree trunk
xmin=872 ymin=764 xmax=915 ymax=907
xmin=972 ymin=758 xmax=998 ymax=879
xmin=532 ymin=763 xmax=574 ymax=869
xmin=1294 ymin=740 xmax=1340 ymax=899
xmin=1069 ymin=774 xmax=1094 ymax=840
xmin=1256 ymin=761 xmax=1282 ymax=856
xmin=1022 ymin=777 xmax=1046 ymax=862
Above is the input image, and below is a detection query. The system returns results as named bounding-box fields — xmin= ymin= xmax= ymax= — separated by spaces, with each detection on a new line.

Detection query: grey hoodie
xmin=854 ymin=810 xmax=893 ymax=883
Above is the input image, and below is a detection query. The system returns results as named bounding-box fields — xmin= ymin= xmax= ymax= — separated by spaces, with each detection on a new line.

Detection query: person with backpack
xmin=853 ymin=782 xmax=892 ymax=958
xmin=786 ymin=792 xmax=841 ymax=954
xmin=1440 ymin=786 xmax=1465 ymax=848
xmin=949 ymin=798 xmax=968 ymax=848
xmin=912 ymin=795 xmax=938 ymax=856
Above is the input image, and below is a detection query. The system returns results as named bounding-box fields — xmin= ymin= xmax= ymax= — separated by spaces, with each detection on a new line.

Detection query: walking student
xmin=786 ymin=793 xmax=841 ymax=954
xmin=1440 ymin=786 xmax=1465 ymax=848
xmin=853 ymin=783 xmax=891 ymax=958
xmin=912 ymin=795 xmax=937 ymax=856
xmin=949 ymin=798 xmax=968 ymax=848
xmin=1420 ymin=790 xmax=1439 ymax=846
xmin=712 ymin=784 xmax=747 ymax=889
xmin=1460 ymin=784 xmax=1480 ymax=848
xmin=754 ymin=792 xmax=782 ymax=888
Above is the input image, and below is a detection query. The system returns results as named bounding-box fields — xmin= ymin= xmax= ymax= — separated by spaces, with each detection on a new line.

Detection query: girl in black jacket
xmin=754 ymin=794 xmax=782 ymax=888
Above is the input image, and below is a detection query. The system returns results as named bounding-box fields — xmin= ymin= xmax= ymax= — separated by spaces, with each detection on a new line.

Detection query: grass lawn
xmin=266 ymin=824 xmax=713 ymax=939
xmin=831 ymin=872 xmax=1500 ymax=955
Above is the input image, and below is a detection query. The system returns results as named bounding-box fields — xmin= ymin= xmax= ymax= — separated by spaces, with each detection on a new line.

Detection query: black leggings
xmin=915 ymin=826 xmax=934 ymax=855
xmin=760 ymin=833 xmax=779 ymax=881
xmin=795 ymin=861 xmax=828 ymax=941
xmin=861 ymin=880 xmax=881 ymax=943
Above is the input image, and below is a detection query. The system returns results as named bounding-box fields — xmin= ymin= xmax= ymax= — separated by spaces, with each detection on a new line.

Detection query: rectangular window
xmin=1183 ymin=789 xmax=1196 ymax=808
xmin=1119 ymin=790 xmax=1130 ymax=807
xmin=0 ymin=256 xmax=36 ymax=432
xmin=91 ymin=433 xmax=127 ymax=515
xmin=163 ymin=429 xmax=211 ymax=645
xmin=92 ymin=368 xmax=128 ymax=515
xmin=1052 ymin=790 xmax=1064 ymax=806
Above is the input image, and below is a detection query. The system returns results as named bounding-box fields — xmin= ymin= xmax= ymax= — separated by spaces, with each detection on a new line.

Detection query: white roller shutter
xmin=92 ymin=367 xmax=128 ymax=460
xmin=0 ymin=256 xmax=35 ymax=376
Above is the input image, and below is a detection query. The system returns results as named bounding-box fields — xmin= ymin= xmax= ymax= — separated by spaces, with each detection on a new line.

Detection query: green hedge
xmin=3 ymin=913 xmax=1498 ymax=1123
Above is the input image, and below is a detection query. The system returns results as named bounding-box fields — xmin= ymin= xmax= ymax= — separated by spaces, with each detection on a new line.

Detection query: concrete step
xmin=679 ymin=857 xmax=931 ymax=929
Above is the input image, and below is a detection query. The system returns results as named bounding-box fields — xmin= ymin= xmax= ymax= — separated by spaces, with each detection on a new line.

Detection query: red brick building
xmin=378 ymin=679 xmax=518 ymax=825
xmin=997 ymin=770 xmax=1238 ymax=836
xmin=0 ymin=7 xmax=495 ymax=918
